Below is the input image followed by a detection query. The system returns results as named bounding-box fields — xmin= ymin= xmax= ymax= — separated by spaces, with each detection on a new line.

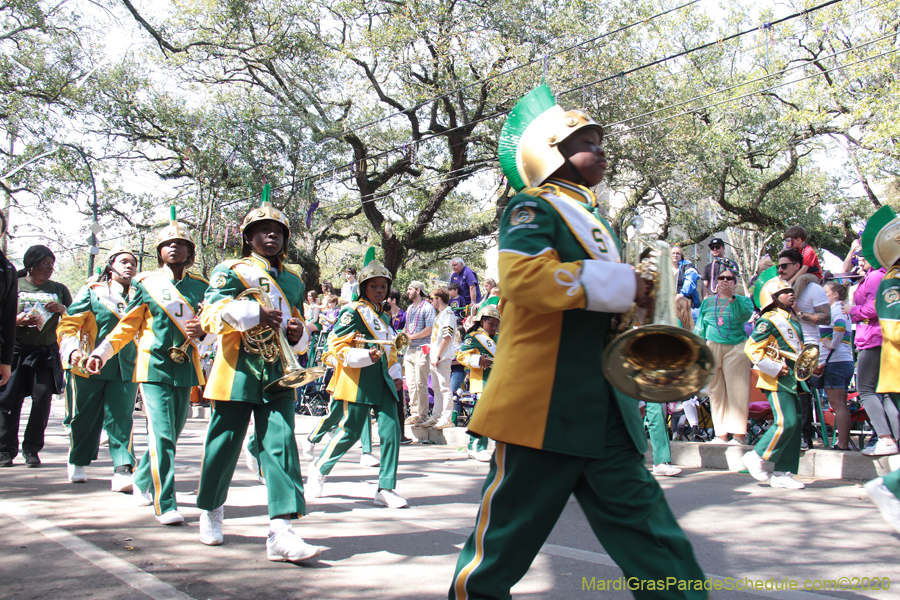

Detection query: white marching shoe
xmin=741 ymin=450 xmax=769 ymax=482
xmin=374 ymin=488 xmax=409 ymax=508
xmin=111 ymin=472 xmax=133 ymax=493
xmin=305 ymin=464 xmax=326 ymax=498
xmin=133 ymin=486 xmax=153 ymax=507
xmin=770 ymin=471 xmax=805 ymax=489
xmin=245 ymin=439 xmax=259 ymax=473
xmin=468 ymin=449 xmax=492 ymax=463
xmin=359 ymin=452 xmax=380 ymax=467
xmin=156 ymin=510 xmax=184 ymax=525
xmin=67 ymin=463 xmax=87 ymax=483
xmin=301 ymin=437 xmax=316 ymax=462
xmin=199 ymin=506 xmax=224 ymax=546
xmin=865 ymin=477 xmax=900 ymax=533
xmin=266 ymin=528 xmax=322 ymax=563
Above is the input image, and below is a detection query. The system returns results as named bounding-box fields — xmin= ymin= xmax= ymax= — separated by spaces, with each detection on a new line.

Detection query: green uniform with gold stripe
xmin=58 ymin=281 xmax=139 ymax=469
xmin=196 ymin=255 xmax=308 ymax=519
xmin=315 ymin=299 xmax=401 ymax=490
xmin=456 ymin=330 xmax=498 ymax=453
xmin=91 ymin=266 xmax=208 ymax=516
xmin=744 ymin=307 xmax=804 ymax=474
xmin=874 ymin=268 xmax=900 ymax=501
xmin=451 ymin=180 xmax=704 ymax=600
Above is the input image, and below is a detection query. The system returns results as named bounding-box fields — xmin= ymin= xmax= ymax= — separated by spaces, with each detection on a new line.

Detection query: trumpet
xmin=764 ymin=342 xmax=820 ymax=381
xmin=168 ymin=337 xmax=195 ymax=364
xmin=603 ymin=237 xmax=714 ymax=403
xmin=352 ymin=331 xmax=410 ymax=358
xmin=235 ymin=287 xmax=325 ymax=392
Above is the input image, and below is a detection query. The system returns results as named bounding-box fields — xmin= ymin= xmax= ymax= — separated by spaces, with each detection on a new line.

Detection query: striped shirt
xmin=405 ymin=300 xmax=436 ymax=349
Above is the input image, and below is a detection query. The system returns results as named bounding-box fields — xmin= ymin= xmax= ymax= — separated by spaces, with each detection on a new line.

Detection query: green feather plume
xmin=169 ymin=206 xmax=176 ymax=222
xmin=752 ymin=266 xmax=779 ymax=310
xmin=363 ymin=246 xmax=376 ymax=266
xmin=860 ymin=205 xmax=896 ymax=269
xmin=498 ymin=84 xmax=557 ymax=191
xmin=261 ymin=183 xmax=271 ymax=205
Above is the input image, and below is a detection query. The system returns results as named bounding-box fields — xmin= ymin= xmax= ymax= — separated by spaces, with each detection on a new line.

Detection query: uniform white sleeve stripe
xmin=757 ymin=358 xmax=783 ymax=377
xmin=345 ymin=347 xmax=375 ymax=368
xmin=498 ymin=247 xmax=555 ymax=258
xmin=581 ymin=260 xmax=637 ymax=314
xmin=221 ymin=301 xmax=260 ymax=331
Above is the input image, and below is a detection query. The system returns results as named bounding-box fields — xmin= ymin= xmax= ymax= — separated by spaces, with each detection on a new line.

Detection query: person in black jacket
xmin=0 ymin=244 xmax=72 ymax=467
xmin=0 ymin=212 xmax=18 ymax=389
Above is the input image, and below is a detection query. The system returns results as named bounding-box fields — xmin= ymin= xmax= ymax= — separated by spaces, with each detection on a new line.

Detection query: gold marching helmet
xmin=241 ymin=183 xmax=291 ymax=258
xmin=156 ymin=206 xmax=195 ymax=267
xmin=475 ymin=303 xmax=501 ymax=323
xmin=103 ymin=245 xmax=137 ymax=265
xmin=753 ymin=266 xmax=792 ymax=312
xmin=861 ymin=205 xmax=900 ymax=270
xmin=358 ymin=247 xmax=392 ymax=297
xmin=499 ymin=84 xmax=604 ymax=191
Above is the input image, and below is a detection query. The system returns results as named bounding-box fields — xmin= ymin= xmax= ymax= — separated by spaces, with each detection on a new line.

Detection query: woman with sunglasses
xmin=693 ymin=258 xmax=755 ymax=444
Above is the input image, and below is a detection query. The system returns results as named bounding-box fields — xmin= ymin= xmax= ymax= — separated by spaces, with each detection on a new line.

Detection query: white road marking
xmin=0 ymin=499 xmax=195 ymax=600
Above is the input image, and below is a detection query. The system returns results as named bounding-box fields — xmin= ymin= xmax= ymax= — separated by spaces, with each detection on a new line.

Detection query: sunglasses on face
xmin=710 ymin=245 xmax=723 ymax=250
xmin=776 ymin=263 xmax=796 ymax=270
xmin=717 ymin=276 xmax=735 ymax=281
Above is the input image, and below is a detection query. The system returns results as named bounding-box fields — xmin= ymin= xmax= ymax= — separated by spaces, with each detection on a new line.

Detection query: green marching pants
xmin=313 ymin=399 xmax=399 ymax=490
xmin=133 ymin=382 xmax=192 ymax=516
xmin=68 ymin=375 xmax=138 ymax=469
xmin=308 ymin=397 xmax=374 ymax=454
xmin=197 ymin=397 xmax=305 ymax=519
xmin=63 ymin=371 xmax=73 ymax=429
xmin=753 ymin=390 xmax=801 ymax=474
xmin=467 ymin=434 xmax=488 ymax=453
xmin=645 ymin=402 xmax=672 ymax=465
xmin=450 ymin=416 xmax=705 ymax=599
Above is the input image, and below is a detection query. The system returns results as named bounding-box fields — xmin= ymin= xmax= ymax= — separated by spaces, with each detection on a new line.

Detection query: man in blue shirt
xmin=449 ymin=258 xmax=480 ymax=307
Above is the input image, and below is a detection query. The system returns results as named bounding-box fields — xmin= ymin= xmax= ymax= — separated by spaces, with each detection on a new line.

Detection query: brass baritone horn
xmin=168 ymin=337 xmax=194 ymax=364
xmin=603 ymin=240 xmax=714 ymax=403
xmin=352 ymin=331 xmax=411 ymax=358
xmin=764 ymin=342 xmax=820 ymax=382
xmin=235 ymin=287 xmax=325 ymax=391
xmin=72 ymin=331 xmax=92 ymax=370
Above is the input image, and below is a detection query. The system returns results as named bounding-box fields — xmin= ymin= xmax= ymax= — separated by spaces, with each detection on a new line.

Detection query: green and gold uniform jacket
xmin=467 ymin=179 xmax=646 ymax=458
xmin=875 ymin=265 xmax=900 ymax=393
xmin=744 ymin=307 xmax=804 ymax=394
xmin=456 ymin=329 xmax=498 ymax=394
xmin=201 ymin=254 xmax=309 ymax=403
xmin=328 ymin=298 xmax=401 ymax=407
xmin=57 ymin=281 xmax=137 ymax=381
xmin=92 ymin=266 xmax=208 ymax=386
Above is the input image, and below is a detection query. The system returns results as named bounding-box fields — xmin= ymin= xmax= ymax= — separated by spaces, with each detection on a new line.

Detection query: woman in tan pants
xmin=693 ymin=262 xmax=755 ymax=444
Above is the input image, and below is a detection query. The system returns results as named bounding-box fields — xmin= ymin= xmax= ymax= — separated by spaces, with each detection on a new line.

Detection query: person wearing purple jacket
xmin=846 ymin=257 xmax=899 ymax=456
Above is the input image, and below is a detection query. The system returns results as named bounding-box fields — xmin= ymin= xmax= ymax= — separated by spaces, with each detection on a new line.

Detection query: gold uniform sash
xmin=91 ymin=282 xmax=128 ymax=319
xmin=768 ymin=312 xmax=803 ymax=353
xmin=539 ymin=192 xmax=621 ymax=263
xmin=356 ymin=303 xmax=391 ymax=342
xmin=473 ymin=331 xmax=497 ymax=357
xmin=231 ymin=260 xmax=293 ymax=330
xmin=140 ymin=273 xmax=200 ymax=353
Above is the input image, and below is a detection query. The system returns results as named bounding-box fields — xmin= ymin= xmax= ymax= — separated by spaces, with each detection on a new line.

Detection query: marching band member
xmin=305 ymin=251 xmax=407 ymax=508
xmin=860 ymin=206 xmax=900 ymax=532
xmin=455 ymin=304 xmax=499 ymax=462
xmin=58 ymin=248 xmax=139 ymax=490
xmin=449 ymin=84 xmax=704 ymax=600
xmin=742 ymin=266 xmax=819 ymax=489
xmin=86 ymin=209 xmax=209 ymax=525
xmin=195 ymin=188 xmax=322 ymax=562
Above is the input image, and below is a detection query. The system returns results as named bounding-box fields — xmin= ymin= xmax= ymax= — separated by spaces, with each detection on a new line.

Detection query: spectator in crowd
xmin=320 ymin=280 xmax=335 ymax=299
xmin=842 ymin=238 xmax=862 ymax=275
xmin=387 ymin=289 xmax=406 ymax=332
xmin=319 ymin=295 xmax=339 ymax=332
xmin=749 ymin=255 xmax=774 ymax=287
xmin=783 ymin=225 xmax=823 ymax=298
xmin=820 ymin=281 xmax=855 ymax=451
xmin=0 ymin=212 xmax=17 ymax=389
xmin=402 ymin=281 xmax=435 ymax=427
xmin=845 ymin=255 xmax=898 ymax=456
xmin=0 ymin=245 xmax=72 ymax=467
xmin=673 ymin=296 xmax=704 ymax=441
xmin=480 ymin=278 xmax=497 ymax=306
xmin=701 ymin=238 xmax=727 ymax=299
xmin=304 ymin=290 xmax=320 ymax=332
xmin=672 ymin=246 xmax=701 ymax=311
xmin=339 ymin=266 xmax=358 ymax=306
xmin=447 ymin=283 xmax=464 ymax=312
xmin=449 ymin=257 xmax=480 ymax=307
xmin=778 ymin=248 xmax=830 ymax=450
xmin=423 ymin=287 xmax=456 ymax=429
xmin=693 ymin=259 xmax=754 ymax=445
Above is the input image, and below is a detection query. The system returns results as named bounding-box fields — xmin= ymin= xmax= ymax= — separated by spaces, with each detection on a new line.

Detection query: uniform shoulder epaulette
xmin=282 ymin=264 xmax=303 ymax=279
xmin=186 ymin=272 xmax=210 ymax=284
xmin=222 ymin=259 xmax=248 ymax=269
xmin=133 ymin=271 xmax=157 ymax=283
xmin=521 ymin=183 xmax=558 ymax=200
xmin=886 ymin=266 xmax=900 ymax=280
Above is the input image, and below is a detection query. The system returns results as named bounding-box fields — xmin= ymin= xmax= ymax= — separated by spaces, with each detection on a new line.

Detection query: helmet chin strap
xmin=559 ymin=149 xmax=589 ymax=187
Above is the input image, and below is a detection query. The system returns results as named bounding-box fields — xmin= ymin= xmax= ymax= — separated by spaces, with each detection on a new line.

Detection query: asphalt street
xmin=0 ymin=400 xmax=897 ymax=600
